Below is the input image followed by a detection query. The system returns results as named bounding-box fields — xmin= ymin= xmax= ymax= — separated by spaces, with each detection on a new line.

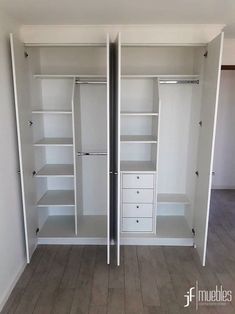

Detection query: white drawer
xmin=122 ymin=189 xmax=154 ymax=203
xmin=122 ymin=174 xmax=154 ymax=189
xmin=122 ymin=203 xmax=153 ymax=218
xmin=122 ymin=218 xmax=153 ymax=232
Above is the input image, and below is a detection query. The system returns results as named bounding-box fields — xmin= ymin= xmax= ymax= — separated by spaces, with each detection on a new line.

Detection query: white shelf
xmin=157 ymin=194 xmax=190 ymax=205
xmin=37 ymin=190 xmax=75 ymax=207
xmin=121 ymin=161 xmax=156 ymax=172
xmin=38 ymin=216 xmax=75 ymax=237
xmin=36 ymin=164 xmax=74 ymax=177
xmin=38 ymin=215 xmax=106 ymax=238
xmin=34 ymin=137 xmax=73 ymax=147
xmin=34 ymin=74 xmax=106 ymax=79
xmin=121 ymin=112 xmax=158 ymax=116
xmin=120 ymin=216 xmax=193 ymax=245
xmin=32 ymin=110 xmax=72 ymax=114
xmin=156 ymin=216 xmax=192 ymax=238
xmin=121 ymin=135 xmax=157 ymax=143
xmin=122 ymin=74 xmax=200 ymax=79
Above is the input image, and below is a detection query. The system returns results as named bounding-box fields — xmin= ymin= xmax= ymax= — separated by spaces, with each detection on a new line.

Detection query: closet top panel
xmin=21 ymin=25 xmax=224 ymax=45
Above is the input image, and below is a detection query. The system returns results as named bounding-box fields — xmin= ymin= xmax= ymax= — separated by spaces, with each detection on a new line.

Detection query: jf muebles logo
xmin=184 ymin=281 xmax=232 ymax=310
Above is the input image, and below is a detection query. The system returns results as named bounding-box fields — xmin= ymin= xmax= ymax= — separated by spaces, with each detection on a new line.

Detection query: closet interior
xmin=26 ymin=44 xmax=109 ymax=243
xmin=119 ymin=45 xmax=205 ymax=244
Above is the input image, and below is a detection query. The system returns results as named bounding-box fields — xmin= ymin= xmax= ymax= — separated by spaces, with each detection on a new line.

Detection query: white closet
xmin=10 ymin=34 xmax=111 ymax=263
xmin=10 ymin=31 xmax=223 ymax=267
xmin=115 ymin=33 xmax=224 ymax=266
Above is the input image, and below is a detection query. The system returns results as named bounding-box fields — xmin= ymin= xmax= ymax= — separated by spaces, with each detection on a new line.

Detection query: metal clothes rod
xmin=75 ymin=80 xmax=107 ymax=85
xmin=77 ymin=152 xmax=107 ymax=156
xmin=159 ymin=79 xmax=199 ymax=85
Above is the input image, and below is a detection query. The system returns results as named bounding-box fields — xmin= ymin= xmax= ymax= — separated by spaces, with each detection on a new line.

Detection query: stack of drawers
xmin=121 ymin=173 xmax=155 ymax=233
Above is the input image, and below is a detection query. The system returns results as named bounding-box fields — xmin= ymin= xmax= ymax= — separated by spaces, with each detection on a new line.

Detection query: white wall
xmin=213 ymin=70 xmax=235 ymax=189
xmin=222 ymin=38 xmax=235 ymax=65
xmin=0 ymin=11 xmax=26 ymax=310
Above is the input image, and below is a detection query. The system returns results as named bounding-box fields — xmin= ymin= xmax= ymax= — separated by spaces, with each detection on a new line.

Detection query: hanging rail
xmin=77 ymin=152 xmax=107 ymax=156
xmin=75 ymin=79 xmax=107 ymax=85
xmin=159 ymin=79 xmax=199 ymax=84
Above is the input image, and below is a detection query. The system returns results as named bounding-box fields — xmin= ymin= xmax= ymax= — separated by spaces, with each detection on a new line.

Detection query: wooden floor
xmin=2 ymin=190 xmax=235 ymax=314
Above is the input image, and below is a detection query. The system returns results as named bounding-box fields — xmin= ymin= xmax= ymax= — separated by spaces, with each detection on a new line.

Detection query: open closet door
xmin=106 ymin=34 xmax=111 ymax=264
xmin=114 ymin=33 xmax=121 ymax=266
xmin=10 ymin=33 xmax=37 ymax=262
xmin=194 ymin=33 xmax=224 ymax=266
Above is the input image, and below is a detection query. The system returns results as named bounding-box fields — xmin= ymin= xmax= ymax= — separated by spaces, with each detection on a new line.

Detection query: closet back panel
xmin=76 ymin=84 xmax=108 ymax=215
xmin=121 ymin=79 xmax=155 ymax=112
xmin=45 ymin=147 xmax=74 ymax=164
xmin=122 ymin=47 xmax=197 ymax=75
xmin=34 ymin=115 xmax=73 ymax=138
xmin=158 ymin=84 xmax=194 ymax=194
xmin=38 ymin=46 xmax=107 ymax=75
xmin=121 ymin=116 xmax=157 ymax=136
xmin=121 ymin=143 xmax=153 ymax=161
xmin=40 ymin=79 xmax=74 ymax=110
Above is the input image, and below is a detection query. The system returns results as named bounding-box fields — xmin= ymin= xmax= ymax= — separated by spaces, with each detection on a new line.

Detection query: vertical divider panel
xmin=106 ymin=34 xmax=110 ymax=264
xmin=116 ymin=33 xmax=121 ymax=266
xmin=154 ymin=78 xmax=161 ymax=230
xmin=71 ymin=77 xmax=78 ymax=234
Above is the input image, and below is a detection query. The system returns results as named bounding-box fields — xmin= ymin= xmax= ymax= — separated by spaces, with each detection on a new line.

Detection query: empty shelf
xmin=121 ymin=112 xmax=158 ymax=116
xmin=122 ymin=74 xmax=200 ymax=79
xmin=121 ymin=216 xmax=193 ymax=246
xmin=34 ymin=74 xmax=106 ymax=79
xmin=121 ymin=135 xmax=157 ymax=143
xmin=121 ymin=161 xmax=156 ymax=172
xmin=158 ymin=194 xmax=190 ymax=204
xmin=32 ymin=110 xmax=72 ymax=114
xmin=156 ymin=216 xmax=192 ymax=238
xmin=36 ymin=164 xmax=74 ymax=177
xmin=37 ymin=190 xmax=75 ymax=207
xmin=34 ymin=137 xmax=73 ymax=146
xmin=38 ymin=215 xmax=106 ymax=238
xmin=38 ymin=216 xmax=75 ymax=237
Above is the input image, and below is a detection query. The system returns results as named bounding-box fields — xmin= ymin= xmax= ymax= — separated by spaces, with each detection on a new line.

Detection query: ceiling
xmin=1 ymin=0 xmax=235 ymax=36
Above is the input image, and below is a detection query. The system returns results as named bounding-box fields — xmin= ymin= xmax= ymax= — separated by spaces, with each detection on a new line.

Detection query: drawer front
xmin=122 ymin=189 xmax=154 ymax=203
xmin=122 ymin=203 xmax=153 ymax=218
xmin=122 ymin=218 xmax=153 ymax=232
xmin=122 ymin=174 xmax=154 ymax=189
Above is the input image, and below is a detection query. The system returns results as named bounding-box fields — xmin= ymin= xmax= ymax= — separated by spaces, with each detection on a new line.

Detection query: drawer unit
xmin=122 ymin=203 xmax=153 ymax=218
xmin=122 ymin=188 xmax=154 ymax=203
xmin=122 ymin=218 xmax=153 ymax=232
xmin=122 ymin=174 xmax=154 ymax=189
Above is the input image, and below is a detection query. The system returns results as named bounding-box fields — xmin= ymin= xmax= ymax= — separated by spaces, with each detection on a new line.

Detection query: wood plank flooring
xmin=2 ymin=189 xmax=235 ymax=313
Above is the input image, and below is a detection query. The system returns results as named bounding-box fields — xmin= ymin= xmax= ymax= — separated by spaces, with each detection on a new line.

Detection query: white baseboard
xmin=0 ymin=261 xmax=26 ymax=312
xmin=38 ymin=237 xmax=107 ymax=245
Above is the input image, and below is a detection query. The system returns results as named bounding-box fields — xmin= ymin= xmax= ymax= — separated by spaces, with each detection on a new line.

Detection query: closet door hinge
xmin=204 ymin=51 xmax=208 ymax=58
xmin=199 ymin=121 xmax=202 ymax=127
xmin=192 ymin=228 xmax=195 ymax=236
xmin=24 ymin=51 xmax=29 ymax=58
xmin=32 ymin=170 xmax=37 ymax=177
xmin=36 ymin=228 xmax=39 ymax=235
xmin=195 ymin=171 xmax=199 ymax=177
